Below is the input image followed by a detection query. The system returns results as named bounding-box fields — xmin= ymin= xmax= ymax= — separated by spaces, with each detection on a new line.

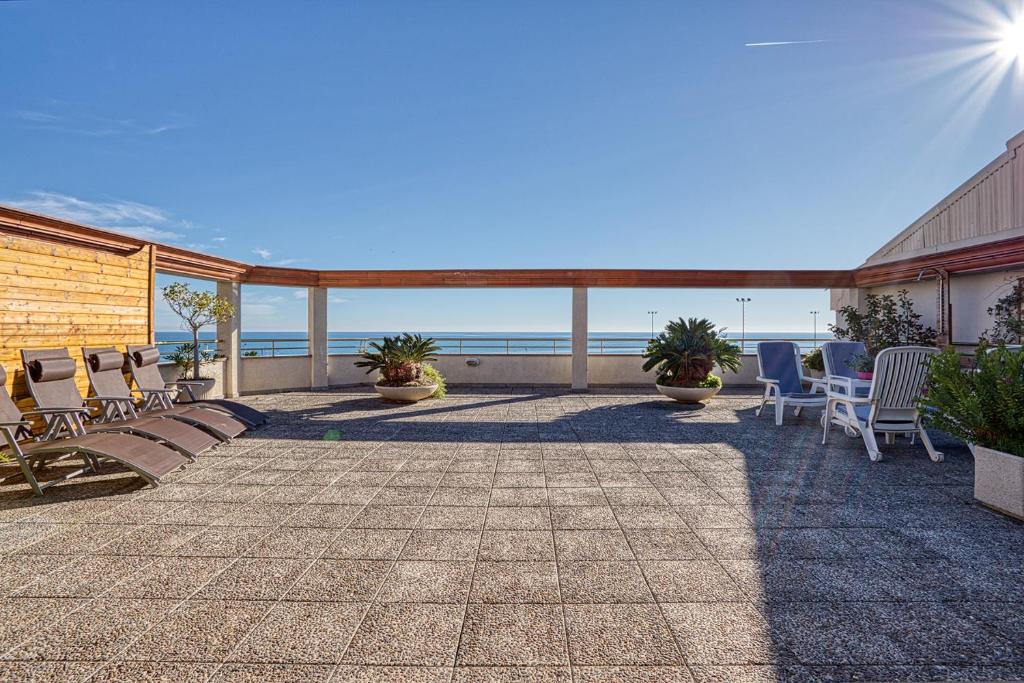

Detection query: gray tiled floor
xmin=0 ymin=387 xmax=1022 ymax=682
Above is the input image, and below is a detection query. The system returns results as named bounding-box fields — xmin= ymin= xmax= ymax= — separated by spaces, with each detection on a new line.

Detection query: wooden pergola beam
xmin=3 ymin=203 xmax=1022 ymax=290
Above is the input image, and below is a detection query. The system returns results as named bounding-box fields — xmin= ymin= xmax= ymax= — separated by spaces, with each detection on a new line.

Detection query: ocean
xmin=155 ymin=331 xmax=830 ymax=358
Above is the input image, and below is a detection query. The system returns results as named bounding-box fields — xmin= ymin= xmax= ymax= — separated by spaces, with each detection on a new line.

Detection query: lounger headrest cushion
xmin=133 ymin=347 xmax=161 ymax=367
xmin=88 ymin=350 xmax=125 ymax=373
xmin=28 ymin=358 xmax=77 ymax=382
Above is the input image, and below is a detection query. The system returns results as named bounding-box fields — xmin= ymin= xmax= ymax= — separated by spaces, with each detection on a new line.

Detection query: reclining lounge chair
xmin=20 ymin=348 xmax=219 ymax=461
xmin=82 ymin=346 xmax=246 ymax=441
xmin=0 ymin=365 xmax=188 ymax=496
xmin=822 ymin=345 xmax=942 ymax=463
xmin=125 ymin=344 xmax=267 ymax=427
xmin=755 ymin=341 xmax=827 ymax=426
xmin=821 ymin=340 xmax=870 ymax=397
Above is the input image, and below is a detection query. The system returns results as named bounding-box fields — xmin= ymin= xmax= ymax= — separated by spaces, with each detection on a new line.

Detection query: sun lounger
xmin=822 ymin=345 xmax=942 ymax=462
xmin=755 ymin=341 xmax=827 ymax=426
xmin=20 ymin=348 xmax=218 ymax=461
xmin=125 ymin=344 xmax=268 ymax=427
xmin=0 ymin=365 xmax=188 ymax=495
xmin=82 ymin=346 xmax=245 ymax=440
xmin=821 ymin=340 xmax=870 ymax=397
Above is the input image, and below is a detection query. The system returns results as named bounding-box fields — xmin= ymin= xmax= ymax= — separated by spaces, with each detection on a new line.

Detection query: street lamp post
xmin=810 ymin=310 xmax=820 ymax=349
xmin=647 ymin=310 xmax=658 ymax=339
xmin=735 ymin=298 xmax=751 ymax=353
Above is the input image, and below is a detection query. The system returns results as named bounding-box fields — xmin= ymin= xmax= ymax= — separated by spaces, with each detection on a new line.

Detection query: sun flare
xmin=999 ymin=17 xmax=1024 ymax=59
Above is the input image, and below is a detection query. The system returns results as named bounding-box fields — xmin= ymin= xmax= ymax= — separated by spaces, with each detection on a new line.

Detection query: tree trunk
xmin=192 ymin=328 xmax=201 ymax=380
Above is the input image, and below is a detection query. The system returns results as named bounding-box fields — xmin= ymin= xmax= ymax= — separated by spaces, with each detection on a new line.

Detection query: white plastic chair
xmin=755 ymin=341 xmax=827 ymax=426
xmin=822 ymin=346 xmax=942 ymax=463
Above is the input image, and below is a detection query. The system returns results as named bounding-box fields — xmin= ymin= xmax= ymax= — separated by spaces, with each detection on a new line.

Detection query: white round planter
xmin=655 ymin=383 xmax=721 ymax=404
xmin=974 ymin=445 xmax=1024 ymax=520
xmin=375 ymin=384 xmax=438 ymax=403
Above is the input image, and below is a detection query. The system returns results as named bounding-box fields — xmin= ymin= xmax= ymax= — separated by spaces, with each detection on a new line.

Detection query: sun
xmin=998 ymin=17 xmax=1024 ymax=60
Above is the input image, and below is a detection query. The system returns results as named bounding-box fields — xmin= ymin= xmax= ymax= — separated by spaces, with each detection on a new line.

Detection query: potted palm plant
xmin=642 ymin=318 xmax=741 ymax=403
xmin=919 ymin=344 xmax=1024 ymax=519
xmin=355 ymin=333 xmax=446 ymax=402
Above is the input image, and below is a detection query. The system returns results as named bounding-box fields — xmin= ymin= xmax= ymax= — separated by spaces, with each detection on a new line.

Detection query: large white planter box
xmin=974 ymin=446 xmax=1024 ymax=520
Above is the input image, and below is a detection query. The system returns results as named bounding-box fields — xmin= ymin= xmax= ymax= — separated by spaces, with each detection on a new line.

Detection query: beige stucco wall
xmin=240 ymin=355 xmax=312 ymax=394
xmin=852 ymin=269 xmax=1023 ymax=346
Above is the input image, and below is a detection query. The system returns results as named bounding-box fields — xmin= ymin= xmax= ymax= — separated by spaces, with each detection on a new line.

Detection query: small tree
xmin=982 ymin=279 xmax=1024 ymax=345
xmin=830 ymin=289 xmax=936 ymax=358
xmin=162 ymin=283 xmax=236 ymax=380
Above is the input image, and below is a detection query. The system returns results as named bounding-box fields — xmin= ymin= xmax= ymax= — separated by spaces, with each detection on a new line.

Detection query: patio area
xmin=0 ymin=387 xmax=1021 ymax=682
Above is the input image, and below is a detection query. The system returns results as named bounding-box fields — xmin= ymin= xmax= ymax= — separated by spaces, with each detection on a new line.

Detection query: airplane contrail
xmin=745 ymin=40 xmax=827 ymax=47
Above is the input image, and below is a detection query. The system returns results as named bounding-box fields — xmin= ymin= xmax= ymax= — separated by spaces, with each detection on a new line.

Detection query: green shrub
xmin=643 ymin=318 xmax=740 ymax=388
xmin=831 ymin=289 xmax=936 ymax=359
xmin=919 ymin=344 xmax=1024 ymax=457
xmin=982 ymin=280 xmax=1023 ymax=345
xmin=421 ymin=363 xmax=446 ymax=399
xmin=355 ymin=333 xmax=441 ymax=386
xmin=166 ymin=343 xmax=216 ymax=379
xmin=698 ymin=373 xmax=722 ymax=389
xmin=803 ymin=348 xmax=824 ymax=372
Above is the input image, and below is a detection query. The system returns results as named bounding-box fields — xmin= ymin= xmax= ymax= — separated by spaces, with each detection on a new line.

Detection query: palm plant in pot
xmin=355 ymin=334 xmax=446 ymax=402
xmin=642 ymin=318 xmax=741 ymax=403
xmin=919 ymin=344 xmax=1024 ymax=519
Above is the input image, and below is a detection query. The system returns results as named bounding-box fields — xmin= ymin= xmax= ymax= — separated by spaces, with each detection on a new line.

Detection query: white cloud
xmin=11 ymin=108 xmax=186 ymax=137
xmin=273 ymin=258 xmax=302 ymax=266
xmin=292 ymin=290 xmax=308 ymax=299
xmin=212 ymin=236 xmax=227 ymax=243
xmin=252 ymin=248 xmax=272 ymax=260
xmin=329 ymin=296 xmax=351 ymax=304
xmin=1 ymin=191 xmax=186 ymax=242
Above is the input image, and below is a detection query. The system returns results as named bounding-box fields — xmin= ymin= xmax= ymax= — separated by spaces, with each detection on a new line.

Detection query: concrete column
xmin=308 ymin=286 xmax=329 ymax=389
xmin=216 ymin=281 xmax=241 ymax=399
xmin=571 ymin=287 xmax=588 ymax=391
xmin=829 ymin=287 xmax=864 ymax=327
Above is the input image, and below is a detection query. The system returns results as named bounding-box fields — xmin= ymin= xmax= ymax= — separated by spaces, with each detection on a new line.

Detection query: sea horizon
xmin=155 ymin=330 xmax=831 ymax=356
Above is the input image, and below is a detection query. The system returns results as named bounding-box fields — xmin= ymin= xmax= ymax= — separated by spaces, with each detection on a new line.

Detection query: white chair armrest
xmin=825 ymin=390 xmax=870 ymax=404
xmin=755 ymin=377 xmax=779 ymax=385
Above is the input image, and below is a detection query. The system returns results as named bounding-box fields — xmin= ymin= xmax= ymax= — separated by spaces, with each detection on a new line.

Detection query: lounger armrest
xmin=22 ymin=407 xmax=89 ymax=417
xmin=825 ymin=375 xmax=854 ymax=394
xmin=805 ymin=377 xmax=828 ymax=393
xmin=0 ymin=420 xmax=31 ymax=428
xmin=84 ymin=396 xmax=139 ymax=405
xmin=825 ymin=390 xmax=870 ymax=404
xmin=167 ymin=381 xmax=204 ymax=387
xmin=755 ymin=377 xmax=779 ymax=385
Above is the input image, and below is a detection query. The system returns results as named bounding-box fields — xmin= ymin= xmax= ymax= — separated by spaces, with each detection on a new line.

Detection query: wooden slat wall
xmin=868 ymin=131 xmax=1024 ymax=264
xmin=0 ymin=234 xmax=155 ymax=414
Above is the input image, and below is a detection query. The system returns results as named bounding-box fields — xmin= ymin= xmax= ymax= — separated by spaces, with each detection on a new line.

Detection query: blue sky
xmin=2 ymin=1 xmax=1022 ymax=333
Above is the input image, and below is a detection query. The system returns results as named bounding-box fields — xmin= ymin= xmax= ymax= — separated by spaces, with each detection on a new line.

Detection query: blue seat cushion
xmin=835 ymin=403 xmax=870 ymax=424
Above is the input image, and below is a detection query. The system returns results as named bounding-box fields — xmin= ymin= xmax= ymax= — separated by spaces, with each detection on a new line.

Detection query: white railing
xmin=186 ymin=335 xmax=830 ymax=357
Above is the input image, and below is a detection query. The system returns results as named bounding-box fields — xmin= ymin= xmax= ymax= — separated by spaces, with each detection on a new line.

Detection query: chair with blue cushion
xmin=755 ymin=341 xmax=828 ymax=426
xmin=821 ymin=340 xmax=869 ymax=397
xmin=822 ymin=346 xmax=941 ymax=463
